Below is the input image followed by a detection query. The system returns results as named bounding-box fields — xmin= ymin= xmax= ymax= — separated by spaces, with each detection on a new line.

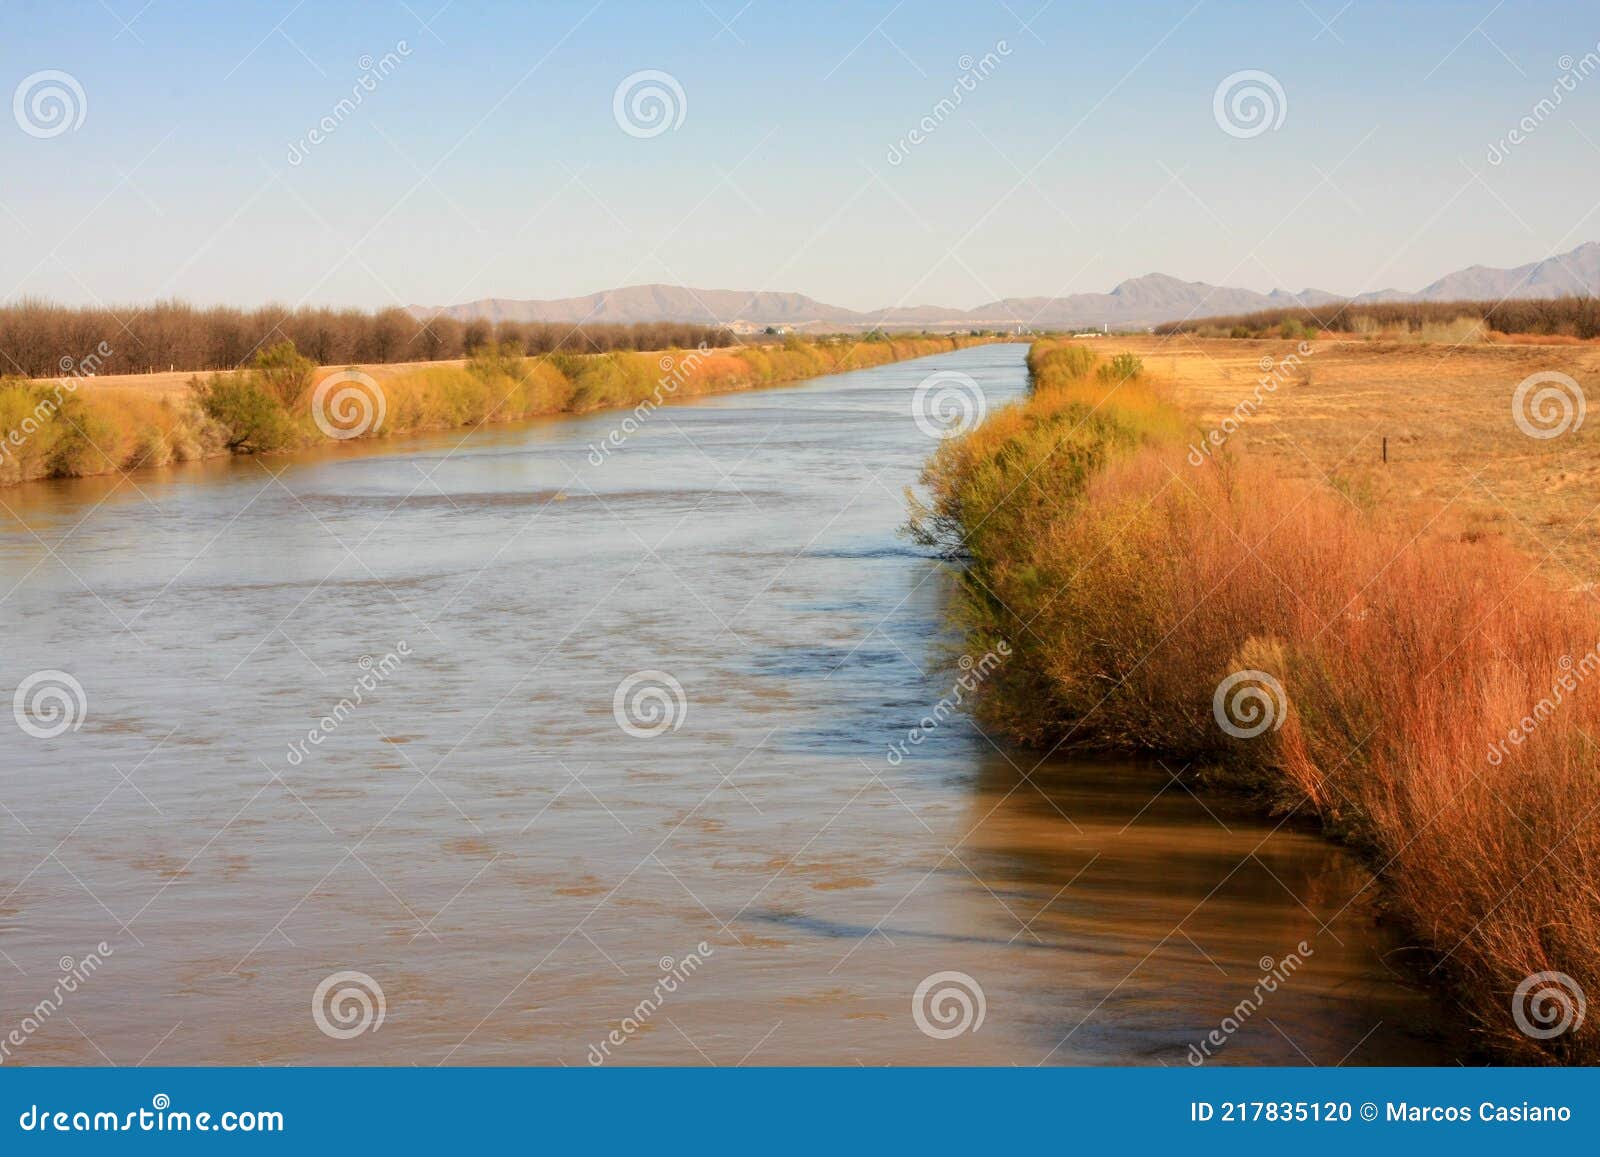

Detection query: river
xmin=0 ymin=343 xmax=1460 ymax=1065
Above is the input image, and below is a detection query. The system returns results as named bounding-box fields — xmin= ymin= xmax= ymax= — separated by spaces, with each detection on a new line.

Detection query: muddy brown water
xmin=0 ymin=344 xmax=1461 ymax=1065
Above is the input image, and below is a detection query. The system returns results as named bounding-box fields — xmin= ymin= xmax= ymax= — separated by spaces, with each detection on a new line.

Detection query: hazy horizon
xmin=4 ymin=0 xmax=1597 ymax=312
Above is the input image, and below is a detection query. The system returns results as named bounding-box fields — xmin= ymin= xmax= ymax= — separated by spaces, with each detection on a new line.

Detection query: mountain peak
xmin=1111 ymin=272 xmax=1197 ymax=293
xmin=413 ymin=241 xmax=1600 ymax=331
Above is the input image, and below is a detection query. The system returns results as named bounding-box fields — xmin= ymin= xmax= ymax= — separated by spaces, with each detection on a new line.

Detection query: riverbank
xmin=912 ymin=337 xmax=1599 ymax=1064
xmin=0 ymin=334 xmax=998 ymax=488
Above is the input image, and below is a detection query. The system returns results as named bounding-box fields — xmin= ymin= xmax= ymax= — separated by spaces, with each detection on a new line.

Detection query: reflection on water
xmin=0 ymin=345 xmax=1460 ymax=1064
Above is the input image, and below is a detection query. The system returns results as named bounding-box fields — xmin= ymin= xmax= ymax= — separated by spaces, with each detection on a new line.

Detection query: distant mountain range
xmin=410 ymin=242 xmax=1600 ymax=333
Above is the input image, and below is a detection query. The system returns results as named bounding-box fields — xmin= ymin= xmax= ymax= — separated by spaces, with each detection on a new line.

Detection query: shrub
xmin=190 ymin=373 xmax=298 ymax=452
xmin=43 ymin=395 xmax=120 ymax=476
xmin=252 ymin=341 xmax=316 ymax=407
xmin=919 ymin=340 xmax=1600 ymax=1063
xmin=1096 ymin=351 xmax=1143 ymax=383
xmin=1028 ymin=341 xmax=1097 ymax=386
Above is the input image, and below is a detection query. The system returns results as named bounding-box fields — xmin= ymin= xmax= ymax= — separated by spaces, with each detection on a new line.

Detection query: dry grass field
xmin=1116 ymin=334 xmax=1600 ymax=586
xmin=45 ymin=357 xmax=472 ymax=402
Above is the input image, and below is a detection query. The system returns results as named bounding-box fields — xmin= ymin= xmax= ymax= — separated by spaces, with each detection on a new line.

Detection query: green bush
xmin=465 ymin=342 xmax=526 ymax=385
xmin=190 ymin=373 xmax=298 ymax=452
xmin=1097 ymin=352 xmax=1144 ymax=383
xmin=44 ymin=395 xmax=120 ymax=476
xmin=0 ymin=380 xmax=61 ymax=482
xmin=1026 ymin=342 xmax=1097 ymax=387
xmin=252 ymin=341 xmax=316 ymax=408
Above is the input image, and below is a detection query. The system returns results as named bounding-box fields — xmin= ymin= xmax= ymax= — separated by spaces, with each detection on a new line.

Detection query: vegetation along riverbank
xmin=911 ymin=337 xmax=1599 ymax=1063
xmin=0 ymin=332 xmax=996 ymax=488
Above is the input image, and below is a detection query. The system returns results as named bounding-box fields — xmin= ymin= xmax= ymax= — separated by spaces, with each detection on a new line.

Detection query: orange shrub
xmin=923 ymin=341 xmax=1600 ymax=1063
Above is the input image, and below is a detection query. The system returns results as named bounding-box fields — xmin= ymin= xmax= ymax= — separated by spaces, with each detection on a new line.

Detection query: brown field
xmin=43 ymin=357 xmax=472 ymax=402
xmin=1114 ymin=334 xmax=1600 ymax=585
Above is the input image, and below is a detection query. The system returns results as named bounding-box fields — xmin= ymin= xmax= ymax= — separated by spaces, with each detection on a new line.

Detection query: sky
xmin=1 ymin=0 xmax=1597 ymax=312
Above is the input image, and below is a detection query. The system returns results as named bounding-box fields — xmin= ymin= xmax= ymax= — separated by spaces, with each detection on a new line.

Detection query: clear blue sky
xmin=1 ymin=0 xmax=1595 ymax=311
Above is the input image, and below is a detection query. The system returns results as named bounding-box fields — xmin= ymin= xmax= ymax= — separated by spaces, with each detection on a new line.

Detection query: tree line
xmin=1154 ymin=295 xmax=1600 ymax=339
xmin=0 ymin=299 xmax=735 ymax=379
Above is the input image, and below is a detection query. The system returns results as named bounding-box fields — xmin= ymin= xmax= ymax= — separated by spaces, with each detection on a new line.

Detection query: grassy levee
xmin=0 ymin=334 xmax=995 ymax=488
xmin=912 ymin=337 xmax=1600 ymax=1063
